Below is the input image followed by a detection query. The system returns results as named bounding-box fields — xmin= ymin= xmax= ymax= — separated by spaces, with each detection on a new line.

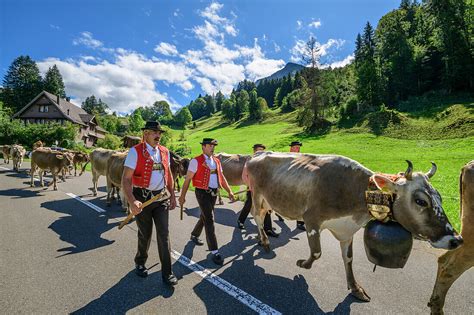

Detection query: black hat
xmin=141 ymin=121 xmax=166 ymax=132
xmin=252 ymin=143 xmax=266 ymax=150
xmin=289 ymin=141 xmax=303 ymax=147
xmin=200 ymin=138 xmax=218 ymax=145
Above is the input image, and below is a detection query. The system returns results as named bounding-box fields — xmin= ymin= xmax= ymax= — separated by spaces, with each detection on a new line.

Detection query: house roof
xmin=13 ymin=91 xmax=107 ymax=130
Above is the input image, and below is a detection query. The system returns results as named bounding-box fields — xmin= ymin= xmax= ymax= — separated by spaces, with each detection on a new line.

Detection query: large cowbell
xmin=364 ymin=220 xmax=413 ymax=269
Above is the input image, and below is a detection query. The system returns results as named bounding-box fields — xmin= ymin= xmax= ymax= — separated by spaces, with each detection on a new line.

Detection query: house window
xmin=39 ymin=105 xmax=49 ymax=113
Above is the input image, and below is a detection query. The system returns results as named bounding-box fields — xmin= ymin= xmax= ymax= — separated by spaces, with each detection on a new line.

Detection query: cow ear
xmin=56 ymin=154 xmax=64 ymax=160
xmin=372 ymin=174 xmax=397 ymax=193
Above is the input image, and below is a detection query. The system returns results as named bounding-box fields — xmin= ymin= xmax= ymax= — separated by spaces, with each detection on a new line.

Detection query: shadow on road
xmin=41 ymin=198 xmax=117 ymax=257
xmin=71 ymin=271 xmax=174 ymax=314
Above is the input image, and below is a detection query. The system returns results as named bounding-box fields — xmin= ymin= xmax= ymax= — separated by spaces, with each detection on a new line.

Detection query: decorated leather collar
xmin=366 ymin=174 xmax=403 ymax=222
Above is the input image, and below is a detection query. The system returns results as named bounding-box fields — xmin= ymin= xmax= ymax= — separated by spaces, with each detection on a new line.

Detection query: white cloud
xmin=199 ymin=1 xmax=237 ymax=36
xmin=37 ymin=53 xmax=191 ymax=112
xmin=296 ymin=20 xmax=303 ymax=30
xmin=193 ymin=20 xmax=221 ymax=41
xmin=225 ymin=25 xmax=238 ymax=36
xmin=49 ymin=24 xmax=60 ymax=30
xmin=73 ymin=32 xmax=104 ymax=49
xmin=154 ymin=42 xmax=178 ymax=56
xmin=290 ymin=39 xmax=307 ymax=63
xmin=308 ymin=19 xmax=322 ymax=29
xmin=328 ymin=54 xmax=354 ymax=68
xmin=290 ymin=38 xmax=346 ymax=65
xmin=274 ymin=42 xmax=281 ymax=53
xmin=173 ymin=9 xmax=180 ymax=17
xmin=72 ymin=32 xmax=115 ymax=53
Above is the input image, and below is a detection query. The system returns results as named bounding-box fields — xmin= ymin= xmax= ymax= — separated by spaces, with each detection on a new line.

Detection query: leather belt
xmin=196 ymin=187 xmax=219 ymax=196
xmin=210 ymin=169 xmax=217 ymax=174
xmin=133 ymin=187 xmax=166 ymax=200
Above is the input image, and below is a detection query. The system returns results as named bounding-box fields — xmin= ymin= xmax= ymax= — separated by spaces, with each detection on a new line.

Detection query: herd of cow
xmin=0 ymin=141 xmax=472 ymax=314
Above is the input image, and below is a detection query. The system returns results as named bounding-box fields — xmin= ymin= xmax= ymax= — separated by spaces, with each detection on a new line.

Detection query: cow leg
xmin=116 ymin=187 xmax=122 ymax=205
xmin=52 ymin=172 xmax=58 ymax=190
xmin=251 ymin=194 xmax=270 ymax=251
xmin=30 ymin=164 xmax=36 ymax=187
xmin=92 ymin=171 xmax=99 ymax=196
xmin=39 ymin=168 xmax=44 ymax=187
xmin=296 ymin=226 xmax=322 ymax=269
xmin=74 ymin=163 xmax=77 ymax=176
xmin=176 ymin=179 xmax=181 ymax=192
xmin=428 ymin=249 xmax=472 ymax=315
xmin=106 ymin=178 xmax=113 ymax=206
xmin=339 ymin=238 xmax=370 ymax=302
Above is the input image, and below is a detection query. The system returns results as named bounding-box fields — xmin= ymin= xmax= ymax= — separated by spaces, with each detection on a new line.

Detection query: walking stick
xmin=118 ymin=191 xmax=167 ymax=230
xmin=228 ymin=189 xmax=249 ymax=203
xmin=180 ymin=204 xmax=184 ymax=220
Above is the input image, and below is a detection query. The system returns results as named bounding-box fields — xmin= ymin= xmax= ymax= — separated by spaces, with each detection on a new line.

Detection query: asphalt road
xmin=0 ymin=161 xmax=472 ymax=314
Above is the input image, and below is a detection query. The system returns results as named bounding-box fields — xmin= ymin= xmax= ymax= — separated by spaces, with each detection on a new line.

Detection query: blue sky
xmin=1 ymin=0 xmax=400 ymax=113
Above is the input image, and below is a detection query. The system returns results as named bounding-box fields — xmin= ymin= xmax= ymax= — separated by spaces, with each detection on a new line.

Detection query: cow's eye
xmin=415 ymin=199 xmax=428 ymax=207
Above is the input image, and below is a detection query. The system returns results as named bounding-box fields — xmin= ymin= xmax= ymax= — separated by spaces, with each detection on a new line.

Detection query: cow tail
xmin=79 ymin=160 xmax=90 ymax=176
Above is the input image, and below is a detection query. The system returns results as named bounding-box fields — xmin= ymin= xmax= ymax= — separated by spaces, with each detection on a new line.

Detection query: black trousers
xmin=133 ymin=188 xmax=172 ymax=278
xmin=238 ymin=191 xmax=272 ymax=230
xmin=191 ymin=188 xmax=219 ymax=251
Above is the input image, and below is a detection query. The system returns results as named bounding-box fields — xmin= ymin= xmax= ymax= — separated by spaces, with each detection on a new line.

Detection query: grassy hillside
xmin=172 ymin=98 xmax=474 ymax=230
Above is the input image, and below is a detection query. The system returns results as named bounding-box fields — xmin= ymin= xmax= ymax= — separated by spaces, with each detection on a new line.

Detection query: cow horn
xmin=425 ymin=162 xmax=437 ymax=179
xmin=404 ymin=160 xmax=413 ymax=180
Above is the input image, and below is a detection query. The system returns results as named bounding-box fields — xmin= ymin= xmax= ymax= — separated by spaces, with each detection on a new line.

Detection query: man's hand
xmin=130 ymin=200 xmax=143 ymax=216
xmin=169 ymin=196 xmax=177 ymax=210
xmin=228 ymin=192 xmax=235 ymax=203
xmin=178 ymin=195 xmax=185 ymax=207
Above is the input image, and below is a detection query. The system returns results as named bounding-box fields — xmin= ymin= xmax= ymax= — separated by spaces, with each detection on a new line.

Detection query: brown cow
xmin=11 ymin=144 xmax=26 ymax=172
xmin=428 ymin=161 xmax=473 ymax=315
xmin=2 ymin=145 xmax=11 ymax=163
xmin=246 ymin=152 xmax=462 ymax=302
xmin=72 ymin=151 xmax=89 ymax=176
xmin=32 ymin=140 xmax=44 ymax=150
xmin=30 ymin=149 xmax=73 ymax=190
xmin=106 ymin=152 xmax=128 ymax=212
xmin=123 ymin=135 xmax=141 ymax=148
xmin=86 ymin=148 xmax=118 ymax=196
xmin=215 ymin=153 xmax=251 ymax=204
xmin=169 ymin=151 xmax=190 ymax=192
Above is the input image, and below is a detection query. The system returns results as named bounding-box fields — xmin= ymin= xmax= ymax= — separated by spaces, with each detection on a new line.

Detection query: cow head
xmin=179 ymin=158 xmax=190 ymax=176
xmin=57 ymin=153 xmax=74 ymax=168
xmin=373 ymin=160 xmax=462 ymax=250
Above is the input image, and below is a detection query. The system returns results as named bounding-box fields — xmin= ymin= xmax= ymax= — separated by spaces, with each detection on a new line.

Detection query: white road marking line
xmin=65 ymin=192 xmax=281 ymax=315
xmin=170 ymin=250 xmax=281 ymax=315
xmin=66 ymin=193 xmax=106 ymax=213
xmin=0 ymin=166 xmax=9 ymax=170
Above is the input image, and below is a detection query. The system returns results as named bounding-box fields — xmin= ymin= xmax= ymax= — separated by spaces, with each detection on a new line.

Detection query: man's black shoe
xmin=297 ymin=222 xmax=306 ymax=231
xmin=265 ymin=229 xmax=279 ymax=238
xmin=162 ymin=274 xmax=178 ymax=286
xmin=237 ymin=221 xmax=245 ymax=229
xmin=190 ymin=235 xmax=204 ymax=246
xmin=212 ymin=253 xmax=224 ymax=265
xmin=135 ymin=265 xmax=148 ymax=278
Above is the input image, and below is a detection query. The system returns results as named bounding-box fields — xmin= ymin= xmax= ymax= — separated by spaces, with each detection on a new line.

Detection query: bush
xmin=96 ymin=134 xmax=122 ymax=150
xmin=171 ymin=143 xmax=192 ymax=157
xmin=0 ymin=119 xmax=77 ymax=150
xmin=339 ymin=96 xmax=360 ymax=121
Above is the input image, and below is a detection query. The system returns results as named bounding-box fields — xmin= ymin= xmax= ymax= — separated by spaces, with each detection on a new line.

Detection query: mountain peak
xmin=256 ymin=62 xmax=305 ymax=85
